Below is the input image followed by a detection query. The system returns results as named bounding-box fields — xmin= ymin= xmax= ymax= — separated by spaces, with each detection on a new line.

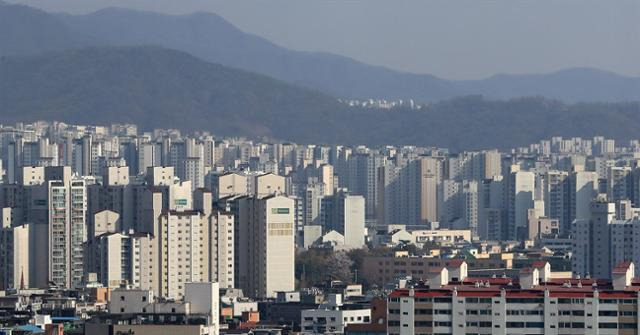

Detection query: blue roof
xmin=14 ymin=325 xmax=45 ymax=333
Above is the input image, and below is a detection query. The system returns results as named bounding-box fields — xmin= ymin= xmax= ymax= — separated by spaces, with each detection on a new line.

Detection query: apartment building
xmin=388 ymin=262 xmax=640 ymax=335
xmin=362 ymin=255 xmax=510 ymax=287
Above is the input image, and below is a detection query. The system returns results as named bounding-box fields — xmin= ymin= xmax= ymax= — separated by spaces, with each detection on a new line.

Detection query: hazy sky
xmin=7 ymin=0 xmax=640 ymax=80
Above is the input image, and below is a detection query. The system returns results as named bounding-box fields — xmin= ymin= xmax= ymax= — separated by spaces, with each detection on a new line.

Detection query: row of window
xmin=390 ymin=297 xmax=453 ymax=303
xmin=465 ymin=298 xmax=493 ymax=304
xmin=390 ymin=319 xmax=640 ymax=330
xmin=388 ymin=321 xmax=452 ymax=327
xmin=506 ymin=309 xmax=544 ymax=315
xmin=506 ymin=322 xmax=545 ymax=328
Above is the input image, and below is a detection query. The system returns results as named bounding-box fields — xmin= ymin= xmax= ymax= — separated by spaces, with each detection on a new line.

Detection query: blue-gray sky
xmin=8 ymin=0 xmax=640 ymax=80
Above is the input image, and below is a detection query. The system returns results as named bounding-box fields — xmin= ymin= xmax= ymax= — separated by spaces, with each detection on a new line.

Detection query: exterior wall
xmin=319 ymin=164 xmax=334 ymax=196
xmin=130 ymin=233 xmax=156 ymax=292
xmin=342 ymin=194 xmax=365 ymax=249
xmin=146 ymin=166 xmax=175 ymax=186
xmin=109 ymin=289 xmax=155 ymax=314
xmin=210 ymin=212 xmax=234 ymax=289
xmin=237 ymin=195 xmax=295 ymax=298
xmin=263 ymin=196 xmax=295 ymax=298
xmin=184 ymin=282 xmax=219 ymax=333
xmin=0 ymin=223 xmax=29 ymax=290
xmin=104 ymin=166 xmax=129 ymax=186
xmin=411 ymin=229 xmax=472 ymax=244
xmin=92 ymin=210 xmax=120 ymax=237
xmin=254 ymin=173 xmax=286 ymax=197
xmin=572 ymin=171 xmax=598 ymax=222
xmin=572 ymin=202 xmax=628 ymax=279
xmin=510 ymin=170 xmax=535 ymax=240
xmin=85 ymin=324 xmax=206 ymax=335
xmin=301 ymin=308 xmax=371 ymax=334
xmin=362 ymin=256 xmax=506 ymax=287
xmin=99 ymin=233 xmax=125 ymax=288
xmin=48 ymin=180 xmax=69 ymax=288
xmin=158 ymin=211 xmax=208 ymax=299
xmin=388 ymin=289 xmax=640 ymax=335
xmin=214 ymin=173 xmax=247 ymax=200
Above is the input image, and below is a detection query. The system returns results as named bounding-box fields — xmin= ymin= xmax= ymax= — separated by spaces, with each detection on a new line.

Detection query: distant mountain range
xmin=0 ymin=46 xmax=358 ymax=144
xmin=3 ymin=46 xmax=640 ymax=149
xmin=2 ymin=2 xmax=640 ymax=103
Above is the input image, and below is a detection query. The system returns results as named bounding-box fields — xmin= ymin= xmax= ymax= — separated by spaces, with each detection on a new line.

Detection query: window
xmin=506 ymin=322 xmax=524 ymax=328
xmin=598 ymin=323 xmax=617 ymax=329
xmin=506 ymin=297 xmax=544 ymax=304
xmin=526 ymin=322 xmax=544 ymax=328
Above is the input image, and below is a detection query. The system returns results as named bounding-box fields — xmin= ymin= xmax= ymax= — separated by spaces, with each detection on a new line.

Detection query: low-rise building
xmin=361 ymin=255 xmax=508 ymax=287
xmin=301 ymin=294 xmax=371 ymax=335
xmin=87 ymin=282 xmax=219 ymax=335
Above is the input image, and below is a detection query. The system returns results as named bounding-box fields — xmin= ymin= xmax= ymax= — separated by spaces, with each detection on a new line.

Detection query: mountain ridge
xmin=0 ymin=46 xmax=359 ymax=144
xmin=2 ymin=46 xmax=640 ymax=150
xmin=2 ymin=3 xmax=638 ymax=103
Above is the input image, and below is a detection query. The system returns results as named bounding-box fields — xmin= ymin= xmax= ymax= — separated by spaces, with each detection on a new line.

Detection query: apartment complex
xmin=388 ymin=262 xmax=640 ymax=335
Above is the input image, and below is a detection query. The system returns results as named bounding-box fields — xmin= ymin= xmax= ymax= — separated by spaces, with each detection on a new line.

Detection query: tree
xmin=326 ymin=251 xmax=354 ymax=282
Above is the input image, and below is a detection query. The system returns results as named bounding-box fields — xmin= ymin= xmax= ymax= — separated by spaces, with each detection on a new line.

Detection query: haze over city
xmin=1 ymin=1 xmax=640 ymax=335
xmin=7 ymin=0 xmax=640 ymax=79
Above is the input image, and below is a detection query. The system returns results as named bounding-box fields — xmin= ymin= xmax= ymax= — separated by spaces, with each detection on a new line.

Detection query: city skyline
xmin=0 ymin=118 xmax=638 ymax=334
xmin=3 ymin=1 xmax=640 ymax=334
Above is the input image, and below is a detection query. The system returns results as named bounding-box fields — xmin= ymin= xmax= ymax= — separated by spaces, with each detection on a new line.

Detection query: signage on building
xmin=271 ymin=208 xmax=290 ymax=214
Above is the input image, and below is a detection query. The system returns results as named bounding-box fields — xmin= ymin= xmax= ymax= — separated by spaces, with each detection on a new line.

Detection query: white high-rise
xmin=572 ymin=201 xmax=631 ymax=279
xmin=570 ymin=170 xmax=598 ymax=222
xmin=236 ymin=195 xmax=295 ymax=298
xmin=607 ymin=166 xmax=632 ymax=203
xmin=322 ymin=190 xmax=365 ymax=249
xmin=507 ymin=166 xmax=535 ymax=240
xmin=0 ymin=220 xmax=29 ymax=290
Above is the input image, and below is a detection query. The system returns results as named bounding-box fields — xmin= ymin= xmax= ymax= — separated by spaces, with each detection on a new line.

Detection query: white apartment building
xmin=157 ymin=210 xmax=208 ymax=300
xmin=236 ymin=195 xmax=295 ymax=298
xmin=0 ymin=222 xmax=29 ymax=290
xmin=47 ymin=172 xmax=88 ymax=289
xmin=388 ymin=262 xmax=640 ymax=335
xmin=573 ymin=201 xmax=640 ymax=279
